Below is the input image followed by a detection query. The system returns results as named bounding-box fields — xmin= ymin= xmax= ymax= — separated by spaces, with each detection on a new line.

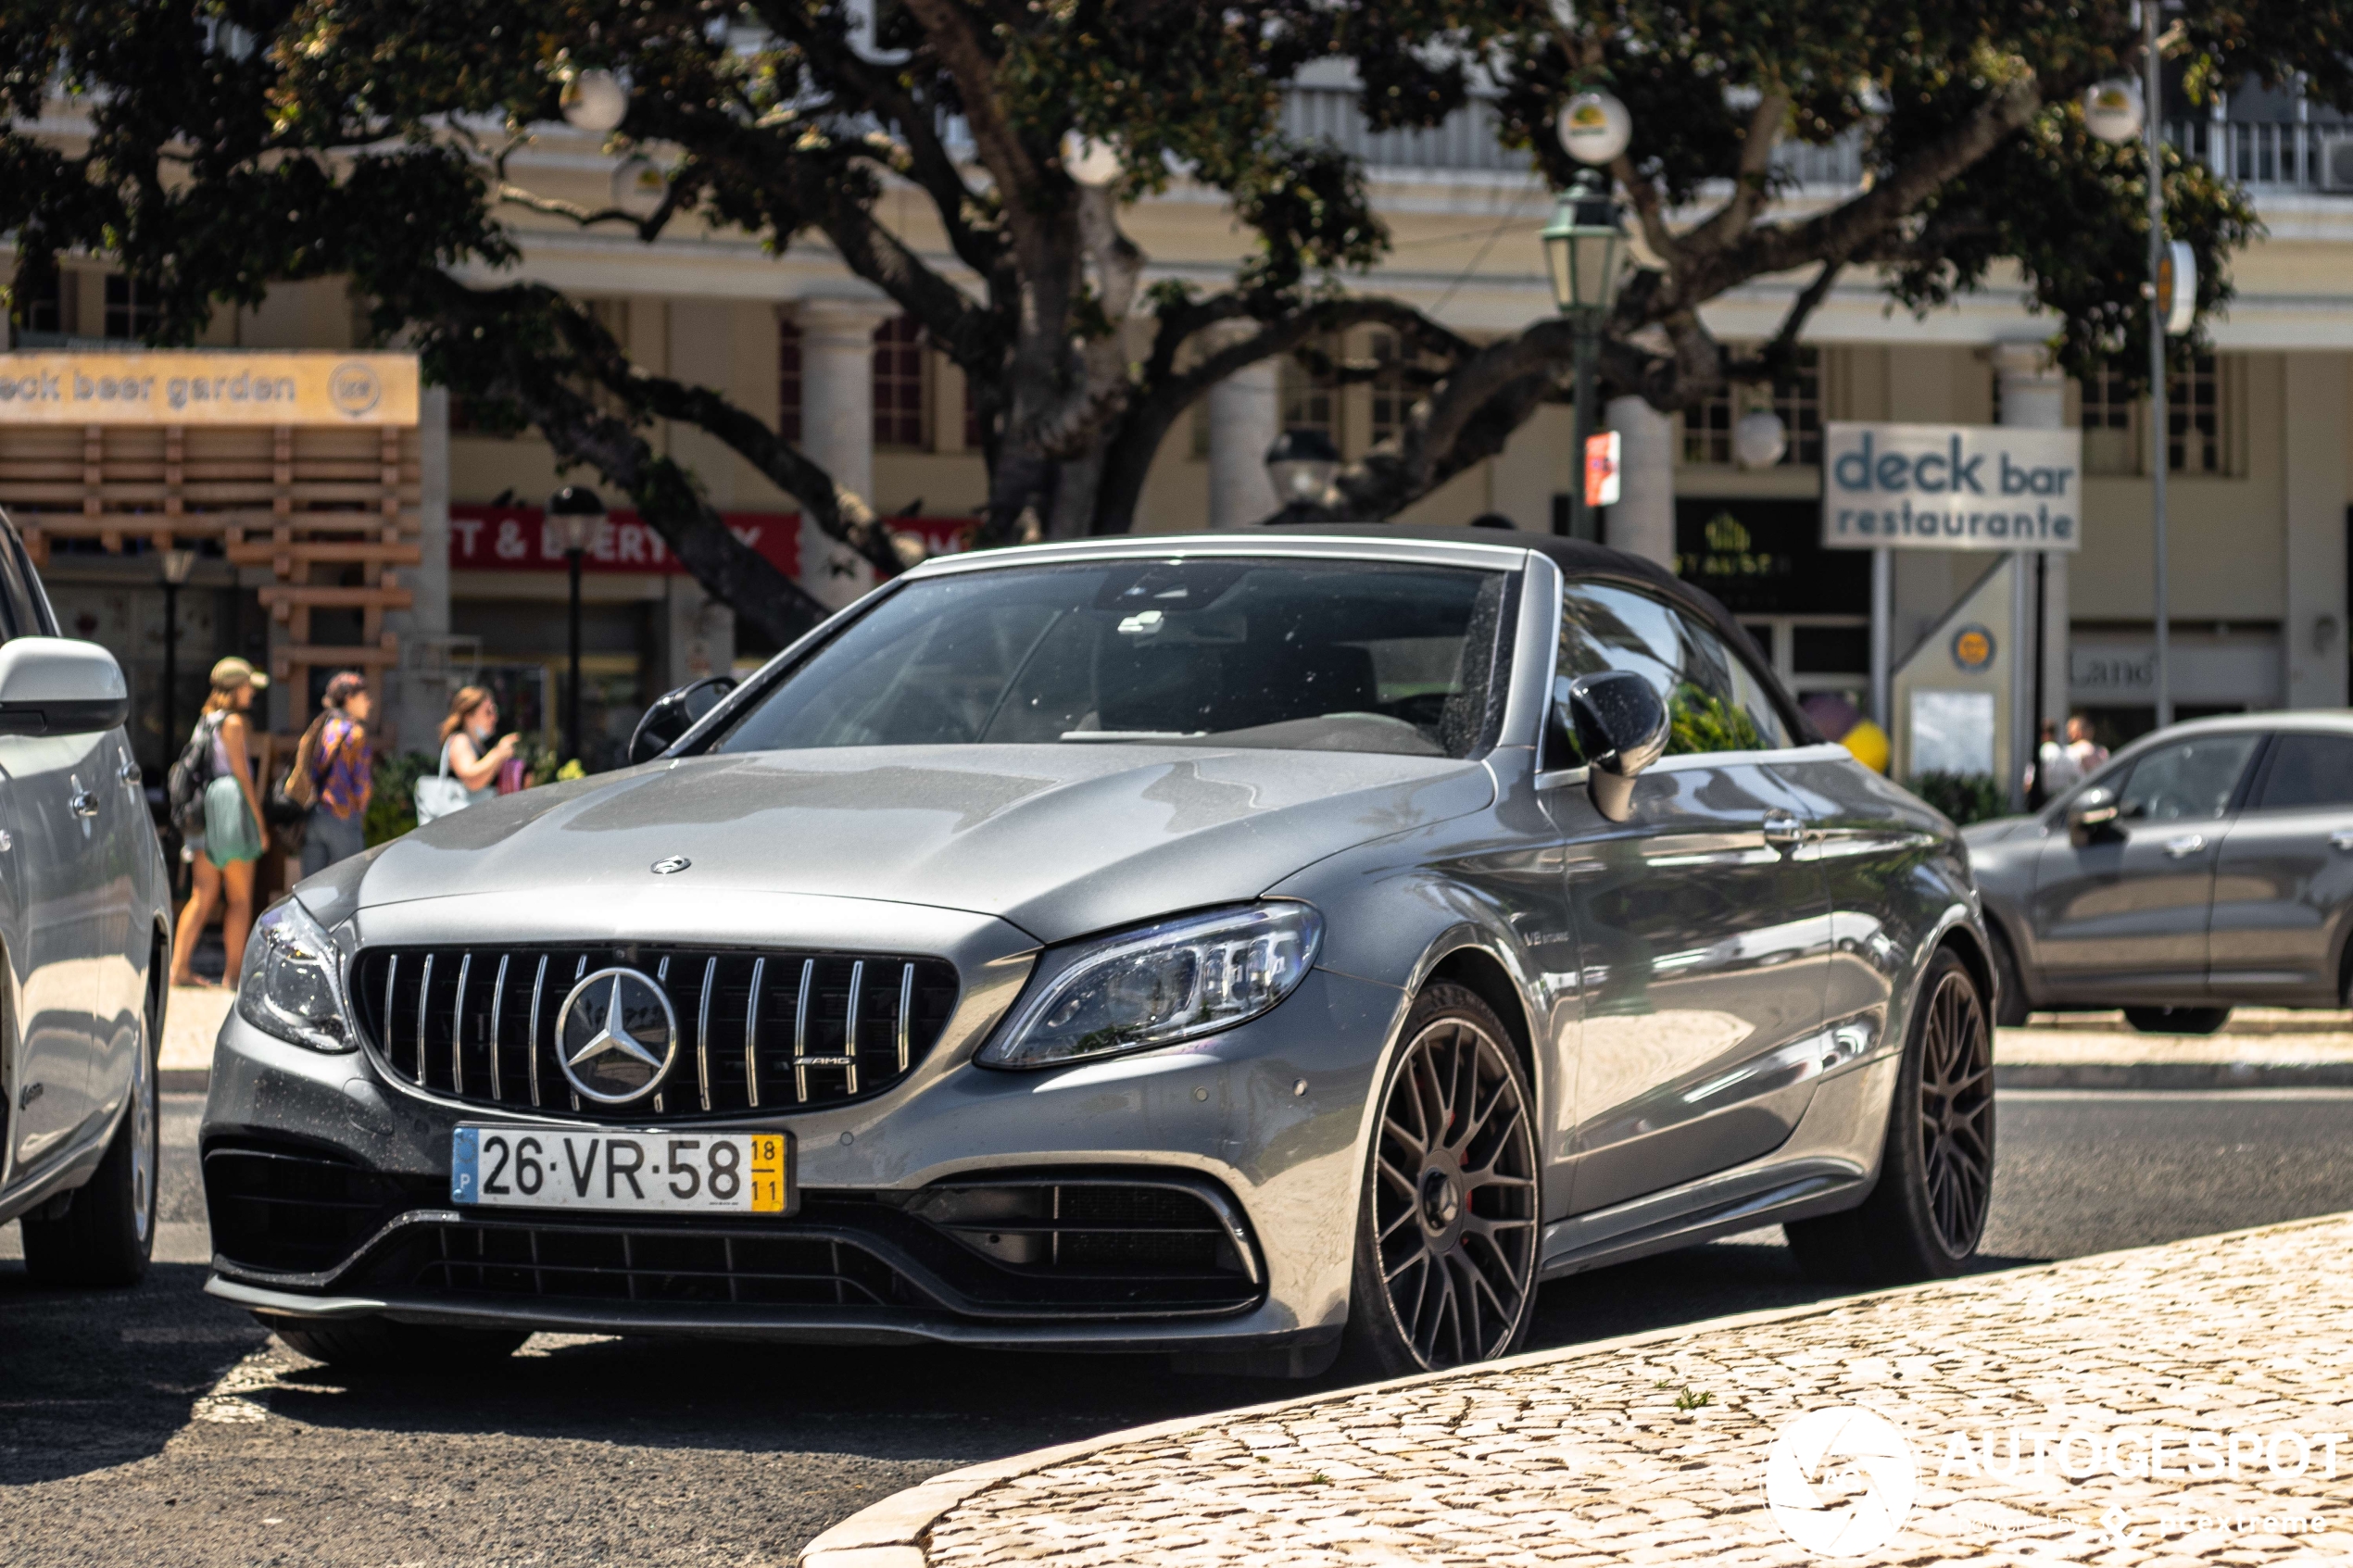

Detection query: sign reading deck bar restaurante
xmin=0 ymin=351 xmax=419 ymax=425
xmin=1820 ymin=421 xmax=2082 ymax=552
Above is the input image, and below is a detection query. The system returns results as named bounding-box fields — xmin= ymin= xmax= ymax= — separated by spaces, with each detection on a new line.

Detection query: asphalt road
xmin=4 ymin=1088 xmax=2350 ymax=1566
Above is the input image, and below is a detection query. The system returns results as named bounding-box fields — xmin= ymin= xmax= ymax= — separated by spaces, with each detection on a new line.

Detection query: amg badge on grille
xmin=556 ymin=969 xmax=679 ymax=1103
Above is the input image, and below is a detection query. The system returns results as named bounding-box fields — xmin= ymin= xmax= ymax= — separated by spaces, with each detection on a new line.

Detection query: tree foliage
xmin=2 ymin=0 xmax=2341 ymax=639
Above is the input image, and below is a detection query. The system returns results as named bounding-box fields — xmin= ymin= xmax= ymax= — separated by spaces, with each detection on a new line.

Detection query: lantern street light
xmin=1264 ymin=428 xmax=1341 ymax=519
xmin=157 ymin=546 xmax=196 ymax=770
xmin=1540 ymin=163 xmax=1629 ymax=541
xmin=560 ymin=69 xmax=629 ymax=134
xmin=547 ymin=484 xmax=609 ymax=766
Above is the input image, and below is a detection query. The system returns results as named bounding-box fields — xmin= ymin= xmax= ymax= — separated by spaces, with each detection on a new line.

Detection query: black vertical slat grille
xmin=352 ymin=947 xmax=959 ymax=1122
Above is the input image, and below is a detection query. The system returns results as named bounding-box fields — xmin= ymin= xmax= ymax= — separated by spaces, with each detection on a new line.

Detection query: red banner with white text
xmin=449 ymin=505 xmax=980 ymax=579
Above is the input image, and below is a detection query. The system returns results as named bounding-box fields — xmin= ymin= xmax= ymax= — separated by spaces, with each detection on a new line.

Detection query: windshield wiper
xmin=1057 ymin=730 xmax=1208 ymax=742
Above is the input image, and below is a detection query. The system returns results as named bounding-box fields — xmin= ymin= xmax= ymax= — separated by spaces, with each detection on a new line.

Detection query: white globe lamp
xmin=2082 ymin=80 xmax=2145 ymax=144
xmin=1733 ymin=408 xmax=1789 ymax=470
xmin=1557 ymin=90 xmax=1633 ymax=166
xmin=561 ymin=69 xmax=629 ymax=134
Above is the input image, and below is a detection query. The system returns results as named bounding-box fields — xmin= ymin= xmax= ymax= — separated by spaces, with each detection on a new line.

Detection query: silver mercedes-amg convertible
xmin=202 ymin=527 xmax=1996 ymax=1378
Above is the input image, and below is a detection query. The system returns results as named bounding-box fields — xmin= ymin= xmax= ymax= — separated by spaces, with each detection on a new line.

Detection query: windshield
xmin=716 ymin=557 xmax=1514 ymax=760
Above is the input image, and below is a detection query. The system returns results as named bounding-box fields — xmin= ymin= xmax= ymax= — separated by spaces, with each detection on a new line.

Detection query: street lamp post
xmin=547 ymin=485 xmax=608 ymax=765
xmin=2144 ymin=0 xmax=2172 ymax=730
xmin=1264 ymin=429 xmax=1342 ymax=521
xmin=1540 ymin=166 xmax=1629 ymax=542
xmin=158 ymin=546 xmax=195 ymax=759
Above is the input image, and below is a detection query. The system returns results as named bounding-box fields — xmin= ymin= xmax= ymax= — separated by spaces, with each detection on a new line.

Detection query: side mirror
xmin=0 ymin=637 xmax=129 ymax=737
xmin=1565 ymin=670 xmax=1669 ymax=823
xmin=626 ymin=675 xmax=737 ymax=765
xmin=2067 ymin=785 xmax=2121 ymax=847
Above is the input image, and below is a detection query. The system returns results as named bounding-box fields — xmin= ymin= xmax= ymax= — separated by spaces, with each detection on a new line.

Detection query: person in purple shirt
xmin=296 ymin=671 xmax=373 ymax=876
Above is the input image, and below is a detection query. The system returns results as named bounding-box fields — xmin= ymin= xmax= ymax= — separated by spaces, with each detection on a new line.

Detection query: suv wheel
xmin=265 ymin=1316 xmax=530 ymax=1368
xmin=1340 ymin=983 xmax=1541 ymax=1380
xmin=22 ymin=1003 xmax=158 ymax=1288
xmin=1788 ymin=947 xmax=1993 ymax=1286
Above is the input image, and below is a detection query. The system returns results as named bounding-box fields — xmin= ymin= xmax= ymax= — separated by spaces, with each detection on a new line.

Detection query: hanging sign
xmin=1820 ymin=422 xmax=2083 ymax=553
xmin=1584 ymin=431 xmax=1621 ymax=508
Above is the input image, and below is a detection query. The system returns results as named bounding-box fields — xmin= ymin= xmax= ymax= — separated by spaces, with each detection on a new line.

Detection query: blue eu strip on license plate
xmin=450 ymin=1125 xmax=482 ymax=1203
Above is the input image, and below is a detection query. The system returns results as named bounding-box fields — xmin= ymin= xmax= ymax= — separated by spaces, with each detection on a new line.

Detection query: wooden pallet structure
xmin=0 ymin=411 xmax=422 ymax=730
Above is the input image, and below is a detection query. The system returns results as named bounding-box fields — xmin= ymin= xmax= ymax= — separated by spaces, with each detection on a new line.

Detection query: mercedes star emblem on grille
xmin=650 ymin=855 xmax=691 ymax=874
xmin=555 ymin=968 xmax=679 ymax=1104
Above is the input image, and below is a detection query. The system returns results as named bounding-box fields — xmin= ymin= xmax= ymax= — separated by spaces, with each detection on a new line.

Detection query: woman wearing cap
xmin=168 ymin=658 xmax=270 ymax=987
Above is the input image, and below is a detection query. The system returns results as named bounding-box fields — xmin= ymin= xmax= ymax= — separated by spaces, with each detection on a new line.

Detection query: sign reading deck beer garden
xmin=1820 ymin=421 xmax=2082 ymax=552
xmin=0 ymin=351 xmax=419 ymax=425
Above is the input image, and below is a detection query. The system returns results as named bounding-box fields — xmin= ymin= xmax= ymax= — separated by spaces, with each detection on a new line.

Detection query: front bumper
xmin=200 ymin=961 xmax=1404 ymax=1353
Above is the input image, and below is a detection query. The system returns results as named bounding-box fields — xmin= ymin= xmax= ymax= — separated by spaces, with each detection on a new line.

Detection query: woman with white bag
xmin=416 ymin=685 xmax=518 ymax=823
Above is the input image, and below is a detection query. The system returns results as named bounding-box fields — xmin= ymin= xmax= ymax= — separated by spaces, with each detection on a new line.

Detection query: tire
xmin=2123 ymin=1005 xmax=2231 ymax=1035
xmin=21 ymin=1005 xmax=158 ymax=1288
xmin=1788 ymin=947 xmax=1994 ymax=1286
xmin=265 ymin=1316 xmax=530 ymax=1368
xmin=1987 ymin=925 xmax=2031 ymax=1029
xmin=1338 ymin=982 xmax=1541 ymax=1381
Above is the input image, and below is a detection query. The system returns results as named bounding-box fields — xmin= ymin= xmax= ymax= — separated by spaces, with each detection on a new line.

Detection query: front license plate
xmin=451 ymin=1126 xmax=795 ymax=1215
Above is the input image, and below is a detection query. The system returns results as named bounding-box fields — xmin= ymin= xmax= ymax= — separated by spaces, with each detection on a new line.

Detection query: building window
xmin=777 ymin=315 xmax=803 ymax=445
xmin=103 ymin=273 xmax=161 ymax=342
xmin=873 ymin=315 xmax=931 ymax=450
xmin=2169 ymin=353 xmax=2225 ymax=475
xmin=2080 ymin=361 xmax=2138 ymax=475
xmin=1278 ymin=337 xmax=1340 ymax=446
xmin=1680 ymin=347 xmax=1819 ymax=467
xmin=1368 ymin=332 xmax=1439 ymax=448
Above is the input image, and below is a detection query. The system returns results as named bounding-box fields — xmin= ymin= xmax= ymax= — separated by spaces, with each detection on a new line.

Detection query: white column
xmin=385 ymin=384 xmax=452 ymax=755
xmin=666 ymin=576 xmax=735 ymax=689
xmin=1207 ymin=335 xmax=1279 ymax=528
xmin=1604 ymin=394 xmax=1674 ymax=567
xmin=1994 ymin=341 xmax=2067 ymax=788
xmin=2283 ymin=354 xmax=2349 ymax=709
xmin=792 ymin=296 xmax=893 ymax=608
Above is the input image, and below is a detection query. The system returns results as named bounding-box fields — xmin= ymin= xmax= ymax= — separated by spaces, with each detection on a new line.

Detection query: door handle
xmin=2332 ymin=829 xmax=2353 ymax=852
xmin=119 ymin=758 xmax=142 ymax=785
xmin=1761 ymin=809 xmax=1805 ymax=850
xmin=69 ymin=784 xmax=98 ymax=819
xmin=2162 ymin=833 xmax=2207 ymax=859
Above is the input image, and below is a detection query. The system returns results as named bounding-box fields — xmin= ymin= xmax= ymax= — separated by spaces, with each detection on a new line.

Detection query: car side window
xmin=2253 ymin=734 xmax=2353 ymax=810
xmin=2111 ymin=734 xmax=2261 ymax=822
xmin=1550 ymin=581 xmax=1790 ymax=765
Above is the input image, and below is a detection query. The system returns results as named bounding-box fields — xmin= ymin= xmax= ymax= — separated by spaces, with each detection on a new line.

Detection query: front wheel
xmin=2123 ymin=1005 xmax=2231 ymax=1035
xmin=22 ymin=1009 xmax=158 ymax=1288
xmin=1339 ymin=983 xmax=1541 ymax=1381
xmin=1788 ymin=947 xmax=1994 ymax=1286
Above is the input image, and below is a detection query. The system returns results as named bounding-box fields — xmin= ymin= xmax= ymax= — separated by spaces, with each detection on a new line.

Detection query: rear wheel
xmin=263 ymin=1316 xmax=529 ymax=1368
xmin=22 ymin=1006 xmax=158 ymax=1288
xmin=1340 ymin=983 xmax=1541 ymax=1380
xmin=1788 ymin=947 xmax=1993 ymax=1286
xmin=2123 ymin=1005 xmax=2231 ymax=1035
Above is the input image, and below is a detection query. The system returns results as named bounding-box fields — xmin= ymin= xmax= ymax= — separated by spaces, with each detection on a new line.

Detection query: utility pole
xmin=2145 ymin=0 xmax=2172 ymax=729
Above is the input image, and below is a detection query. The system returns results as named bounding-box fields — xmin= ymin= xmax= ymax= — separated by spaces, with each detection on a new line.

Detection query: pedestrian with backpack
xmin=284 ymin=671 xmax=373 ymax=877
xmin=167 ymin=658 xmax=271 ymax=987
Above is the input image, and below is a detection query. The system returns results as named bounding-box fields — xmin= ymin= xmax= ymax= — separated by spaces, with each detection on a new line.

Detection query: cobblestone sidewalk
xmin=805 ymin=1214 xmax=2353 ymax=1568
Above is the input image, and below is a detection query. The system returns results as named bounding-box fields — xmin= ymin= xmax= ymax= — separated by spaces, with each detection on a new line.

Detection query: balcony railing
xmin=1277 ymin=87 xmax=2350 ymax=197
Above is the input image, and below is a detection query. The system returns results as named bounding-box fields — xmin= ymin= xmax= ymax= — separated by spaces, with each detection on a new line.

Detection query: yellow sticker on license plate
xmin=749 ymin=1133 xmax=787 ymax=1214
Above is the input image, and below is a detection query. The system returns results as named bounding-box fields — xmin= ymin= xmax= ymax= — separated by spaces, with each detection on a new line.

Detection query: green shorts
xmin=198 ymin=775 xmax=263 ymax=866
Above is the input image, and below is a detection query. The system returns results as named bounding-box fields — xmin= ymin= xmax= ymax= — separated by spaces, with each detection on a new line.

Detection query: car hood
xmin=333 ymin=745 xmax=1496 ymax=946
xmin=1959 ymin=813 xmax=2040 ymax=848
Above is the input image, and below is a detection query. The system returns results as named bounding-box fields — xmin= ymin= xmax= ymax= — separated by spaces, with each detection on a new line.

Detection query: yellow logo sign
xmin=1704 ymin=513 xmax=1752 ymax=552
xmin=0 ymin=351 xmax=418 ymax=426
xmin=1951 ymin=626 xmax=1996 ymax=671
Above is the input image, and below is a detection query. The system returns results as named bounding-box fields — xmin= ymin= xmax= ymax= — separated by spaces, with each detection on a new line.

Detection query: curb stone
xmin=794 ymin=1209 xmax=2353 ymax=1568
xmin=1994 ymin=1061 xmax=2353 ymax=1089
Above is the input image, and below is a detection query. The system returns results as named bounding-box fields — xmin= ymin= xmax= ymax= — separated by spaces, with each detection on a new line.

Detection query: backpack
xmin=166 ymin=713 xmax=222 ymax=834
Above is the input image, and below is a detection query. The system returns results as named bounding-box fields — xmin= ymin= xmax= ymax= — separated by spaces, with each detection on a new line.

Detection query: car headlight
xmin=236 ymin=898 xmax=356 ymax=1053
xmin=978 ymin=902 xmax=1322 ymax=1070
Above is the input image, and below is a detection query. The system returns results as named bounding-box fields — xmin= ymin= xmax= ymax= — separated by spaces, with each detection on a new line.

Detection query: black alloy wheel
xmin=1345 ymin=984 xmax=1540 ymax=1376
xmin=1917 ymin=961 xmax=1994 ymax=1257
xmin=1788 ymin=947 xmax=1994 ymax=1285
